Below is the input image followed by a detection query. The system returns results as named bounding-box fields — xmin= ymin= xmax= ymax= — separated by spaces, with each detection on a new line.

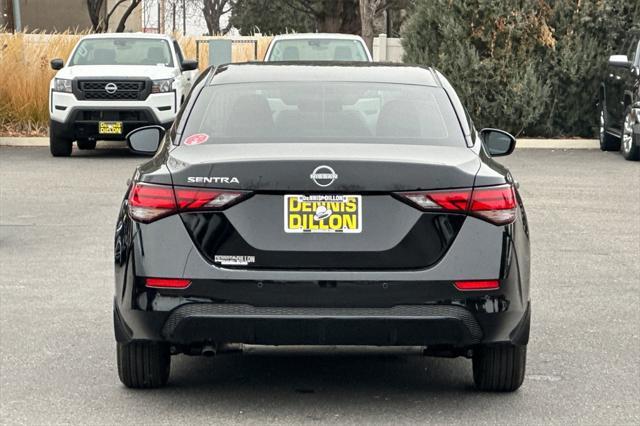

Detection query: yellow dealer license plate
xmin=98 ymin=121 xmax=123 ymax=135
xmin=284 ymin=194 xmax=362 ymax=233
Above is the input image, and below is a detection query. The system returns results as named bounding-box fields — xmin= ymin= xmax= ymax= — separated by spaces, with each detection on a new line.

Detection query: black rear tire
xmin=76 ymin=139 xmax=97 ymax=150
xmin=49 ymin=133 xmax=72 ymax=157
xmin=117 ymin=341 xmax=170 ymax=389
xmin=599 ymin=104 xmax=621 ymax=151
xmin=472 ymin=344 xmax=526 ymax=392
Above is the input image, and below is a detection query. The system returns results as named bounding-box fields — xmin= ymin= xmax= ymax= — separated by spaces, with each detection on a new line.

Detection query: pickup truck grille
xmin=75 ymin=79 xmax=150 ymax=101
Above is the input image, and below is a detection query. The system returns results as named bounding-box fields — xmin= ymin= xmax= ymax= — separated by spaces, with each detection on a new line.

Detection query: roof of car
xmin=270 ymin=33 xmax=366 ymax=41
xmin=210 ymin=62 xmax=439 ymax=86
xmin=80 ymin=32 xmax=174 ymax=41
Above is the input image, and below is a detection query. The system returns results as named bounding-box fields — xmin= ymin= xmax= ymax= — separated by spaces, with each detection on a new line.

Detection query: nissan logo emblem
xmin=105 ymin=83 xmax=118 ymax=94
xmin=310 ymin=165 xmax=338 ymax=187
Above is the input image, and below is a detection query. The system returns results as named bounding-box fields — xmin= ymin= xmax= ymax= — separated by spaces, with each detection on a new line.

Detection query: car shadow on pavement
xmin=126 ymin=347 xmax=522 ymax=405
xmin=70 ymin=146 xmax=140 ymax=158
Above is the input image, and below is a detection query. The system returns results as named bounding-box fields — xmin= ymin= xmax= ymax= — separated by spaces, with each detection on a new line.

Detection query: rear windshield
xmin=182 ymin=82 xmax=465 ymax=147
xmin=69 ymin=38 xmax=173 ymax=66
xmin=267 ymin=39 xmax=369 ymax=61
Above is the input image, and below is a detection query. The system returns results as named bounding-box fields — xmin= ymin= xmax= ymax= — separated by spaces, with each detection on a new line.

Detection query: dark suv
xmin=598 ymin=37 xmax=640 ymax=161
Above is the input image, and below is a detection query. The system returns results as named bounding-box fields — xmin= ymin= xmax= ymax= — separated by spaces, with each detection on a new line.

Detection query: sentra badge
xmin=187 ymin=176 xmax=239 ymax=184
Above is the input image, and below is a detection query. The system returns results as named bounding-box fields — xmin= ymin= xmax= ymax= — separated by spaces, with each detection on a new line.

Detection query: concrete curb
xmin=0 ymin=136 xmax=599 ymax=149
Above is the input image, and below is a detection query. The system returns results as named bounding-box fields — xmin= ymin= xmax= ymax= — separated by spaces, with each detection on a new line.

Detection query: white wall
xmin=372 ymin=34 xmax=404 ymax=63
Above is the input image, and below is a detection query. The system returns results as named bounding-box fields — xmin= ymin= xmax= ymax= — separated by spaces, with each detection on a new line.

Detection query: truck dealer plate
xmin=99 ymin=121 xmax=123 ymax=135
xmin=284 ymin=194 xmax=362 ymax=233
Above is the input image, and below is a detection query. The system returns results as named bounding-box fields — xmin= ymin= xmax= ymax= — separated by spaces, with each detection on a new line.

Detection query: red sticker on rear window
xmin=183 ymin=133 xmax=209 ymax=145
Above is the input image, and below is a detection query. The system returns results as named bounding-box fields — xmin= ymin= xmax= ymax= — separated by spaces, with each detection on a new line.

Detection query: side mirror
xmin=51 ymin=58 xmax=64 ymax=70
xmin=126 ymin=125 xmax=165 ymax=155
xmin=480 ymin=128 xmax=516 ymax=157
xmin=181 ymin=59 xmax=199 ymax=71
xmin=608 ymin=54 xmax=631 ymax=68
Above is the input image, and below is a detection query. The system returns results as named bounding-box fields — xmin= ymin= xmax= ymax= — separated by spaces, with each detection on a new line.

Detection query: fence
xmin=372 ymin=34 xmax=404 ymax=63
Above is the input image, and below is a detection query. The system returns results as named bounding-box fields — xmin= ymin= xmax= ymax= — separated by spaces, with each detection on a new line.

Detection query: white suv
xmin=48 ymin=33 xmax=198 ymax=156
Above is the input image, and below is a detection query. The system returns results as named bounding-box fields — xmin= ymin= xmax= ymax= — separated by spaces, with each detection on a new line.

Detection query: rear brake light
xmin=469 ymin=185 xmax=517 ymax=225
xmin=145 ymin=278 xmax=191 ymax=289
xmin=399 ymin=189 xmax=471 ymax=211
xmin=128 ymin=182 xmax=177 ymax=223
xmin=395 ymin=184 xmax=516 ymax=225
xmin=454 ymin=280 xmax=500 ymax=291
xmin=128 ymin=182 xmax=250 ymax=223
xmin=174 ymin=188 xmax=245 ymax=210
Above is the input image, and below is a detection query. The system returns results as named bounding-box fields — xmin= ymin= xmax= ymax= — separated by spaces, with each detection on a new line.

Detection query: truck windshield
xmin=267 ymin=39 xmax=369 ymax=61
xmin=69 ymin=38 xmax=174 ymax=67
xmin=182 ymin=82 xmax=465 ymax=147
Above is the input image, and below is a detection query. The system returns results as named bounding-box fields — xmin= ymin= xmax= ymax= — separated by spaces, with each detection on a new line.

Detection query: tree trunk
xmin=359 ymin=0 xmax=377 ymax=52
xmin=203 ymin=0 xmax=233 ymax=35
xmin=114 ymin=0 xmax=141 ymax=32
xmin=86 ymin=0 xmax=106 ymax=32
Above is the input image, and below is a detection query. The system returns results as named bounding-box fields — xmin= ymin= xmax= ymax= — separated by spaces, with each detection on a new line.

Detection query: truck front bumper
xmin=49 ymin=91 xmax=177 ymax=140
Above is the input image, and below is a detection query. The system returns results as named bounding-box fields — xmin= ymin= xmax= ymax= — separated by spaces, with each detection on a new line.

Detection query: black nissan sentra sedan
xmin=114 ymin=63 xmax=531 ymax=391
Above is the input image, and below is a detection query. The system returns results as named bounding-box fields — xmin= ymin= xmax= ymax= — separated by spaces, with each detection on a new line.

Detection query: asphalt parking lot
xmin=0 ymin=146 xmax=638 ymax=425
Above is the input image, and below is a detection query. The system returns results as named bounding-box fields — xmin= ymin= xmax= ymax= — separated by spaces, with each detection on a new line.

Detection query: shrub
xmin=402 ymin=0 xmax=640 ymax=137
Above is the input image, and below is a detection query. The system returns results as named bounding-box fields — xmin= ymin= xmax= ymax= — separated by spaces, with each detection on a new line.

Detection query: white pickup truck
xmin=264 ymin=33 xmax=372 ymax=62
xmin=48 ymin=33 xmax=198 ymax=156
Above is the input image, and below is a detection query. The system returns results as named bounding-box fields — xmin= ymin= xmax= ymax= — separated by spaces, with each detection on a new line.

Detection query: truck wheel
xmin=77 ymin=139 xmax=97 ymax=150
xmin=621 ymin=107 xmax=640 ymax=161
xmin=49 ymin=134 xmax=72 ymax=157
xmin=472 ymin=344 xmax=526 ymax=392
xmin=599 ymin=105 xmax=621 ymax=151
xmin=117 ymin=341 xmax=170 ymax=389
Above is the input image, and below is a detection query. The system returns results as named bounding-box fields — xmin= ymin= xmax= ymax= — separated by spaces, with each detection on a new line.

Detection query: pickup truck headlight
xmin=151 ymin=78 xmax=175 ymax=93
xmin=53 ymin=78 xmax=72 ymax=93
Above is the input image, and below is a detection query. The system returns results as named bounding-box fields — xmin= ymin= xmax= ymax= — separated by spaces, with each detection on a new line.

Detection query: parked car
xmin=113 ymin=63 xmax=531 ymax=392
xmin=48 ymin=33 xmax=198 ymax=157
xmin=264 ymin=33 xmax=372 ymax=62
xmin=598 ymin=37 xmax=640 ymax=161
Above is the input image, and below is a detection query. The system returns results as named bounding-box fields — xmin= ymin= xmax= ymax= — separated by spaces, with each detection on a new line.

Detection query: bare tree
xmin=201 ymin=0 xmax=234 ymax=35
xmin=359 ymin=0 xmax=398 ymax=51
xmin=86 ymin=0 xmax=142 ymax=32
xmin=114 ymin=0 xmax=142 ymax=32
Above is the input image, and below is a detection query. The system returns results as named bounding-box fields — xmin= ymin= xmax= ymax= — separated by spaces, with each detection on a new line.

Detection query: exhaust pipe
xmin=201 ymin=344 xmax=216 ymax=357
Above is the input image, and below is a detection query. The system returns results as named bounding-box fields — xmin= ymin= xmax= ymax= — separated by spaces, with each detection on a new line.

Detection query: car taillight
xmin=398 ymin=189 xmax=471 ymax=211
xmin=469 ymin=185 xmax=517 ymax=225
xmin=128 ymin=183 xmax=177 ymax=223
xmin=145 ymin=278 xmax=191 ymax=289
xmin=454 ymin=280 xmax=500 ymax=291
xmin=128 ymin=182 xmax=249 ymax=223
xmin=396 ymin=184 xmax=517 ymax=225
xmin=174 ymin=188 xmax=246 ymax=210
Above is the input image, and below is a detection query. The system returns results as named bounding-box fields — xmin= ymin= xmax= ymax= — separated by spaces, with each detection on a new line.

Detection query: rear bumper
xmin=113 ymin=280 xmax=530 ymax=349
xmin=161 ymin=303 xmax=483 ymax=346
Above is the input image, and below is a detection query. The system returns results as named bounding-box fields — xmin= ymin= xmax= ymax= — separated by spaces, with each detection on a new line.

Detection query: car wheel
xmin=49 ymin=131 xmax=72 ymax=157
xmin=599 ymin=104 xmax=621 ymax=151
xmin=472 ymin=344 xmax=526 ymax=392
xmin=117 ymin=341 xmax=170 ymax=389
xmin=621 ymin=107 xmax=640 ymax=161
xmin=76 ymin=139 xmax=97 ymax=150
